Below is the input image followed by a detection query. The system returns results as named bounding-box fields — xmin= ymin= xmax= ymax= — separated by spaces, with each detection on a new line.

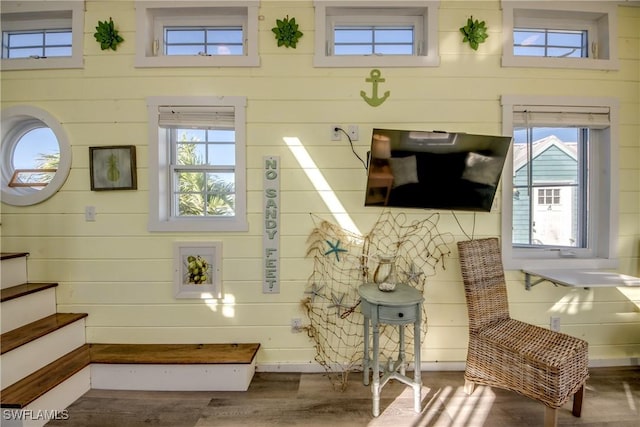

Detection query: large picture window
xmin=147 ymin=97 xmax=248 ymax=232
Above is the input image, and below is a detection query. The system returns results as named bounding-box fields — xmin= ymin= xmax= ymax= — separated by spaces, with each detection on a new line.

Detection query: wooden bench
xmin=1 ymin=343 xmax=261 ymax=409
xmin=90 ymin=343 xmax=260 ymax=364
xmin=90 ymin=343 xmax=261 ymax=392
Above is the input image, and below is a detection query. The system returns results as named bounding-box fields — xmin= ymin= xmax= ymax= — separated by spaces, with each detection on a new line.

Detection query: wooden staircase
xmin=1 ymin=252 xmax=261 ymax=425
xmin=1 ymin=253 xmax=90 ymax=427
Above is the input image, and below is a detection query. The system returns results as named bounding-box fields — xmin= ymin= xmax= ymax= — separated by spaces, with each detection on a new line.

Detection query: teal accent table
xmin=358 ymin=283 xmax=424 ymax=417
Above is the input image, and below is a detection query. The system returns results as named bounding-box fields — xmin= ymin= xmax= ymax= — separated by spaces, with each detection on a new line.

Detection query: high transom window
xmin=2 ymin=29 xmax=72 ymax=59
xmin=513 ymin=28 xmax=587 ymax=58
xmin=501 ymin=1 xmax=617 ymax=70
xmin=314 ymin=1 xmax=439 ymax=68
xmin=164 ymin=26 xmax=243 ymax=56
xmin=333 ymin=25 xmax=415 ymax=55
xmin=0 ymin=1 xmax=83 ymax=70
xmin=135 ymin=1 xmax=259 ymax=68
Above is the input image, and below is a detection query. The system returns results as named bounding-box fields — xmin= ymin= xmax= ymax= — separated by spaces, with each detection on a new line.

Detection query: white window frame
xmin=313 ymin=0 xmax=440 ymax=68
xmin=501 ymin=95 xmax=619 ymax=270
xmin=158 ymin=17 xmax=245 ymax=56
xmin=135 ymin=1 xmax=259 ymax=68
xmin=501 ymin=1 xmax=618 ymax=70
xmin=0 ymin=1 xmax=84 ymax=70
xmin=147 ymin=96 xmax=248 ymax=232
xmin=1 ymin=105 xmax=73 ymax=206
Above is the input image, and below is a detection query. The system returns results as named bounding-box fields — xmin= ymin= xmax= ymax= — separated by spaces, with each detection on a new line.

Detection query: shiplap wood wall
xmin=1 ymin=0 xmax=638 ymax=367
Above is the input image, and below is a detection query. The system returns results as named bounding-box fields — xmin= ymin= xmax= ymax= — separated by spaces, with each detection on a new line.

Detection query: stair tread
xmin=1 ymin=282 xmax=58 ymax=303
xmin=0 ymin=252 xmax=29 ymax=261
xmin=0 ymin=344 xmax=90 ymax=408
xmin=90 ymin=343 xmax=260 ymax=364
xmin=1 ymin=313 xmax=88 ymax=355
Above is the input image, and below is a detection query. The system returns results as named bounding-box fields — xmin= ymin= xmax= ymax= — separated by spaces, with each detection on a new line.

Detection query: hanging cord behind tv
xmin=335 ymin=126 xmax=367 ymax=171
xmin=452 ymin=210 xmax=476 ymax=240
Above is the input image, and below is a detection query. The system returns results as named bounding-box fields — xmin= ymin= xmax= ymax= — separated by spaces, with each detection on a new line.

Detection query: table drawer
xmin=378 ymin=304 xmax=417 ymax=323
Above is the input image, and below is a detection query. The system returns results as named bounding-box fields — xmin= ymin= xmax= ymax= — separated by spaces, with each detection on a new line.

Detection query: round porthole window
xmin=1 ymin=106 xmax=72 ymax=206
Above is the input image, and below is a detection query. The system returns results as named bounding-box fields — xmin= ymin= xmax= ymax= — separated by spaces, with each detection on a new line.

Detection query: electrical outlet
xmin=550 ymin=316 xmax=561 ymax=332
xmin=348 ymin=125 xmax=359 ymax=141
xmin=330 ymin=125 xmax=341 ymax=141
xmin=291 ymin=318 xmax=302 ymax=333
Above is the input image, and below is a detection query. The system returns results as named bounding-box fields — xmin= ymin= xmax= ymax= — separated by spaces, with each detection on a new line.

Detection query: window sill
xmin=148 ymin=217 xmax=249 ymax=233
xmin=522 ymin=268 xmax=640 ymax=290
xmin=505 ymin=256 xmax=618 ymax=272
xmin=502 ymin=55 xmax=619 ymax=71
xmin=135 ymin=56 xmax=259 ymax=68
xmin=1 ymin=57 xmax=83 ymax=71
xmin=313 ymin=55 xmax=439 ymax=68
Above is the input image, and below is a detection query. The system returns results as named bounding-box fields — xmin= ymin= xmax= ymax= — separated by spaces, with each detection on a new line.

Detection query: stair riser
xmin=91 ymin=360 xmax=257 ymax=391
xmin=0 ymin=289 xmax=56 ymax=334
xmin=1 ymin=320 xmax=87 ymax=389
xmin=1 ymin=257 xmax=28 ymax=290
xmin=0 ymin=367 xmax=90 ymax=427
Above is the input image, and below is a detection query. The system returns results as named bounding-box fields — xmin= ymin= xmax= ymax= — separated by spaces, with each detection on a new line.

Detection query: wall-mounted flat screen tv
xmin=364 ymin=129 xmax=512 ymax=212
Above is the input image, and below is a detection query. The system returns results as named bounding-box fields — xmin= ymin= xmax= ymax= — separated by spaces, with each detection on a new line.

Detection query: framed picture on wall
xmin=173 ymin=241 xmax=223 ymax=299
xmin=89 ymin=145 xmax=137 ymax=191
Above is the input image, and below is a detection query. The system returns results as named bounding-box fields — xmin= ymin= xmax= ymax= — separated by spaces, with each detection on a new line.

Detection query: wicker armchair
xmin=457 ymin=238 xmax=589 ymax=427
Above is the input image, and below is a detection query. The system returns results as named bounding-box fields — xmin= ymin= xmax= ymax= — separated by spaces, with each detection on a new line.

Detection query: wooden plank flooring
xmin=44 ymin=366 xmax=639 ymax=427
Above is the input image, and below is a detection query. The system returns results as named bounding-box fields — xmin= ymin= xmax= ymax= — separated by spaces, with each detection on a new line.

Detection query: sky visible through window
xmin=164 ymin=27 xmax=243 ymax=56
xmin=2 ymin=30 xmax=72 ymax=58
xmin=334 ymin=25 xmax=414 ymax=55
xmin=513 ymin=127 xmax=577 ymax=144
xmin=12 ymin=128 xmax=59 ymax=169
xmin=174 ymin=128 xmax=235 ymax=186
xmin=514 ymin=28 xmax=587 ymax=58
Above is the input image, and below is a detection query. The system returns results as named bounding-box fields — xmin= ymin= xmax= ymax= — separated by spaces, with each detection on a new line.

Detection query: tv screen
xmin=364 ymin=129 xmax=512 ymax=212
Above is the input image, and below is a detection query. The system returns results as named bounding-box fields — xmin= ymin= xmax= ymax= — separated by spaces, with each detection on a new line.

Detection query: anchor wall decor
xmin=360 ymin=69 xmax=390 ymax=107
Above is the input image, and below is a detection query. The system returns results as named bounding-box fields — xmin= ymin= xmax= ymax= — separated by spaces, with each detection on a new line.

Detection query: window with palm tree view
xmin=170 ymin=127 xmax=236 ymax=217
xmin=148 ymin=96 xmax=247 ymax=232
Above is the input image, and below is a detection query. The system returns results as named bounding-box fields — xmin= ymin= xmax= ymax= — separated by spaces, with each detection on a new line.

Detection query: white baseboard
xmin=256 ymin=358 xmax=639 ymax=373
xmin=588 ymin=357 xmax=640 ymax=368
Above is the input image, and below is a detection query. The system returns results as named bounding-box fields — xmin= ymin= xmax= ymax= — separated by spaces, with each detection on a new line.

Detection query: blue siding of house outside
xmin=512 ymin=144 xmax=579 ymax=245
